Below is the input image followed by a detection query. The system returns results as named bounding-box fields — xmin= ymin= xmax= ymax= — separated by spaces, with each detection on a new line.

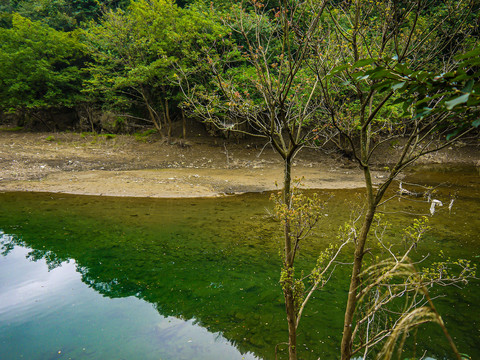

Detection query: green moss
xmin=0 ymin=126 xmax=24 ymax=132
xmin=134 ymin=129 xmax=157 ymax=141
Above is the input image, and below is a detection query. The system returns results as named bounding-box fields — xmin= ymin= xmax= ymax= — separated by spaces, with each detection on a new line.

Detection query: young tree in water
xmin=308 ymin=1 xmax=478 ymax=358
xmin=178 ymin=1 xmax=351 ymax=358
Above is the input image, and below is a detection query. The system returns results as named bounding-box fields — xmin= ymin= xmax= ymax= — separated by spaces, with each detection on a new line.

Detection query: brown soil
xmin=0 ymin=130 xmax=478 ymax=198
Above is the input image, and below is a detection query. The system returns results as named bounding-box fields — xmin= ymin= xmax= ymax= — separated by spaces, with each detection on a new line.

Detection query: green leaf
xmin=415 ymin=92 xmax=449 ymax=106
xmin=415 ymin=107 xmax=433 ymax=119
xmin=462 ymin=79 xmax=474 ymax=93
xmin=452 ymin=73 xmax=470 ymax=82
xmin=446 ymin=129 xmax=461 ymax=141
xmin=391 ymin=97 xmax=406 ymax=105
xmin=375 ymin=84 xmax=392 ymax=93
xmin=394 ymin=63 xmax=412 ymax=76
xmin=456 ymin=47 xmax=480 ymax=60
xmin=369 ymin=69 xmax=393 ymax=80
xmin=391 ymin=82 xmax=406 ymax=91
xmin=353 ymin=58 xmax=375 ymax=68
xmin=328 ymin=64 xmax=349 ymax=76
xmin=445 ymin=94 xmax=470 ymax=110
xmin=472 ymin=119 xmax=480 ymax=128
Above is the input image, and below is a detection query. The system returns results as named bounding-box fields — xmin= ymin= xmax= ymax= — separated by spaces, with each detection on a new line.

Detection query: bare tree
xmin=177 ymin=1 xmax=347 ymax=358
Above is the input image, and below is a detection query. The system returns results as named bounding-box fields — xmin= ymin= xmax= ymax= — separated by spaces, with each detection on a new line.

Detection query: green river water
xmin=0 ymin=165 xmax=478 ymax=359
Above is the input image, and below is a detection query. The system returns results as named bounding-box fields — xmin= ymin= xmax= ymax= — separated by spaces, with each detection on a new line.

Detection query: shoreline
xmin=1 ymin=132 xmax=477 ymax=199
xmin=0 ymin=166 xmax=373 ymax=199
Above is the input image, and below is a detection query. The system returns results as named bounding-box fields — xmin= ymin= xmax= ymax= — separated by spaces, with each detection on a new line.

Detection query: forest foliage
xmin=0 ymin=0 xmax=478 ymax=135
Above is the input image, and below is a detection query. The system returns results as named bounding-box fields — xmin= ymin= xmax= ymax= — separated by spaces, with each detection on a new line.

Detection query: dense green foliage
xmin=83 ymin=0 xmax=227 ymax=135
xmin=0 ymin=0 xmax=130 ymax=30
xmin=0 ymin=0 xmax=477 ymax=135
xmin=0 ymin=14 xmax=86 ymax=113
xmin=351 ymin=46 xmax=480 ymax=133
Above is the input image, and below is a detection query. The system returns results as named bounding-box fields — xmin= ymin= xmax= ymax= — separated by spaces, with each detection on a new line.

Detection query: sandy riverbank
xmin=0 ymin=131 xmax=477 ymax=198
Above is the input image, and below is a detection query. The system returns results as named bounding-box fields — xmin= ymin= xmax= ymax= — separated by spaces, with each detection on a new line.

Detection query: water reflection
xmin=0 ymin=191 xmax=349 ymax=360
xmin=0 ymin=244 xmax=78 ymax=323
xmin=0 ymin=165 xmax=478 ymax=359
xmin=0 ymin=194 xmax=299 ymax=359
xmin=0 ymin=237 xmax=259 ymax=360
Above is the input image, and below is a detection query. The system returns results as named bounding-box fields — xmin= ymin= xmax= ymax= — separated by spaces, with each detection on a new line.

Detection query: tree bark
xmin=282 ymin=155 xmax=298 ymax=360
xmin=340 ymin=207 xmax=375 ymax=359
xmin=285 ymin=283 xmax=297 ymax=360
xmin=140 ymin=89 xmax=162 ymax=133
xmin=165 ymin=98 xmax=172 ymax=141
xmin=341 ymin=165 xmax=376 ymax=360
xmin=181 ymin=109 xmax=186 ymax=139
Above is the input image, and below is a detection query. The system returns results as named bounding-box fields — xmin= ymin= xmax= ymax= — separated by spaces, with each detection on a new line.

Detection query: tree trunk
xmin=85 ymin=106 xmax=95 ymax=133
xmin=181 ymin=109 xmax=186 ymax=139
xmin=141 ymin=90 xmax=162 ymax=133
xmin=283 ymin=155 xmax=294 ymax=268
xmin=340 ymin=207 xmax=375 ymax=359
xmin=285 ymin=283 xmax=297 ymax=360
xmin=148 ymin=107 xmax=162 ymax=133
xmin=165 ymin=98 xmax=172 ymax=141
xmin=341 ymin=166 xmax=376 ymax=360
xmin=282 ymin=155 xmax=298 ymax=360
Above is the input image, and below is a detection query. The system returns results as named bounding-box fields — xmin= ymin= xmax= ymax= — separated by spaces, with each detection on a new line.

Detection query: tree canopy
xmin=83 ymin=0 xmax=227 ymax=135
xmin=0 ymin=0 xmax=477 ymax=134
xmin=0 ymin=13 xmax=86 ymax=114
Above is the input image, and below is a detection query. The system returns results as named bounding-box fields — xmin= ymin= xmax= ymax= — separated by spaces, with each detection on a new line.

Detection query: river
xmin=0 ymin=165 xmax=478 ymax=359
